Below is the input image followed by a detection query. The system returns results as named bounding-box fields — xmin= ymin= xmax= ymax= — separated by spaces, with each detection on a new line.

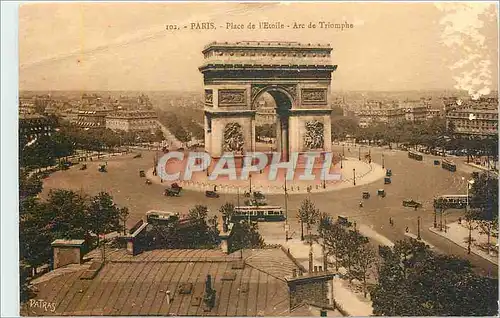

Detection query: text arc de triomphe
xmin=199 ymin=41 xmax=338 ymax=159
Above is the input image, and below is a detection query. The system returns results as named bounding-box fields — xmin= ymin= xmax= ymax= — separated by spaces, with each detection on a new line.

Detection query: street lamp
xmin=417 ymin=216 xmax=421 ymax=240
xmin=353 ymin=168 xmax=356 ymax=186
xmin=340 ymin=154 xmax=343 ymax=169
xmin=358 ymin=147 xmax=361 ymax=161
xmin=382 ymin=153 xmax=385 ymax=169
xmin=462 ymin=177 xmax=474 ymax=209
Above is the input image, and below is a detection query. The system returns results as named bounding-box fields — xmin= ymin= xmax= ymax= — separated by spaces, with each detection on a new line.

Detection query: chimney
xmin=166 ymin=290 xmax=171 ymax=304
xmin=318 ymin=266 xmax=323 ymax=272
xmin=298 ymin=270 xmax=303 ymax=277
xmin=314 ymin=266 xmax=318 ymax=272
xmin=292 ymin=269 xmax=297 ymax=278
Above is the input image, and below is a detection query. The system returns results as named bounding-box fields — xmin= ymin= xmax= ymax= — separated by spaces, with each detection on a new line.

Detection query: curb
xmin=427 ymin=227 xmax=498 ymax=265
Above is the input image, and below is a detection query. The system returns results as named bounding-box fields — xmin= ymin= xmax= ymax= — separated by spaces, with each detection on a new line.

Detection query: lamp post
xmin=353 ymin=168 xmax=356 ymax=186
xmin=340 ymin=153 xmax=343 ymax=169
xmin=382 ymin=153 xmax=385 ymax=169
xmin=342 ymin=144 xmax=345 ymax=158
xmin=284 ymin=177 xmax=289 ymax=241
xmin=417 ymin=216 xmax=421 ymax=240
xmin=249 ymin=174 xmax=252 ymax=193
xmin=358 ymin=147 xmax=361 ymax=161
xmin=433 ymin=207 xmax=437 ymax=228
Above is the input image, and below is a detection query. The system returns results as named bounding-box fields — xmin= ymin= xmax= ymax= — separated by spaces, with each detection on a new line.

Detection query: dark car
xmin=403 ymin=199 xmax=422 ymax=208
xmin=98 ymin=165 xmax=107 ymax=173
xmin=205 ymin=190 xmax=220 ymax=198
xmin=164 ymin=187 xmax=181 ymax=197
xmin=145 ymin=179 xmax=152 ymax=185
xmin=133 ymin=153 xmax=142 ymax=159
xmin=253 ymin=191 xmax=265 ymax=200
xmin=386 ymin=169 xmax=392 ymax=177
xmin=80 ymin=164 xmax=87 ymax=170
xmin=362 ymin=192 xmax=370 ymax=199
xmin=384 ymin=177 xmax=392 ymax=184
xmin=434 ymin=160 xmax=440 ymax=165
xmin=139 ymin=170 xmax=146 ymax=177
xmin=171 ymin=183 xmax=182 ymax=190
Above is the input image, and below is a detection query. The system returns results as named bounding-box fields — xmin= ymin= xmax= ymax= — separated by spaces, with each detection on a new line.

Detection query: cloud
xmin=435 ymin=2 xmax=497 ymax=98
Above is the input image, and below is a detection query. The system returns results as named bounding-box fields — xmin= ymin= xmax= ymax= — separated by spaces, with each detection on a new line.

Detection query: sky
xmin=19 ymin=2 xmax=499 ymax=94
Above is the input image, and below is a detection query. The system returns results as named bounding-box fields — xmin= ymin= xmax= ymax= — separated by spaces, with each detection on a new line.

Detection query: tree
xmin=19 ymin=170 xmax=43 ymax=200
xmin=19 ymin=197 xmax=53 ymax=274
xmin=323 ymin=221 xmax=347 ymax=271
xmin=464 ymin=209 xmax=479 ymax=254
xmin=371 ymin=238 xmax=498 ymax=316
xmin=46 ymin=189 xmax=88 ymax=240
xmin=229 ymin=221 xmax=265 ymax=253
xmin=87 ymin=192 xmax=121 ymax=246
xmin=219 ymin=202 xmax=235 ymax=222
xmin=297 ymin=198 xmax=320 ymax=243
xmin=352 ymin=242 xmax=376 ymax=297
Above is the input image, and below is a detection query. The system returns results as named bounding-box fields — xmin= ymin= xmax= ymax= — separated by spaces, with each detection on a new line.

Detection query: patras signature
xmin=29 ymin=299 xmax=56 ymax=313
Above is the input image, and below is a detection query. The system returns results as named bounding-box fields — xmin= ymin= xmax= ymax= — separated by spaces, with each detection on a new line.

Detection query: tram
xmin=433 ymin=195 xmax=469 ymax=209
xmin=441 ymin=159 xmax=457 ymax=172
xmin=408 ymin=151 xmax=423 ymax=161
xmin=232 ymin=205 xmax=286 ymax=222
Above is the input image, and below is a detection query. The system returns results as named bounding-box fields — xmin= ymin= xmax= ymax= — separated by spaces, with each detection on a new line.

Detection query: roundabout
xmin=40 ymin=145 xmax=497 ymax=277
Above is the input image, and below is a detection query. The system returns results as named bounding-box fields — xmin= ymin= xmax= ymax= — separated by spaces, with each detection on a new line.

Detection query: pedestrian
xmin=458 ymin=217 xmax=462 ymax=224
xmin=214 ymin=185 xmax=217 ymax=192
xmin=405 ymin=227 xmax=409 ymax=233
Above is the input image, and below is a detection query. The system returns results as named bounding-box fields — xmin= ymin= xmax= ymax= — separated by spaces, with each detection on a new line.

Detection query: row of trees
xmin=157 ymin=109 xmax=204 ymax=143
xmin=372 ymin=239 xmax=498 ymax=316
xmin=331 ymin=116 xmax=498 ymax=161
xmin=20 ymin=121 xmax=165 ymax=171
xmin=464 ymin=171 xmax=499 ymax=253
xmin=20 ymin=190 xmax=129 ymax=274
xmin=296 ymin=197 xmax=498 ymax=316
xmin=297 ymin=198 xmax=375 ymax=297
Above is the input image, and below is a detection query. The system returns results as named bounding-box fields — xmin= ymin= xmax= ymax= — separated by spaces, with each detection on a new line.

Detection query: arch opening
xmin=253 ymin=88 xmax=293 ymax=160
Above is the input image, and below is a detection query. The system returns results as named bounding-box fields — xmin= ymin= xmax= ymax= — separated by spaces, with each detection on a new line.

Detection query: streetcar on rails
xmin=146 ymin=210 xmax=180 ymax=224
xmin=232 ymin=205 xmax=285 ymax=222
xmin=433 ymin=195 xmax=469 ymax=209
xmin=408 ymin=151 xmax=423 ymax=161
xmin=441 ymin=159 xmax=457 ymax=172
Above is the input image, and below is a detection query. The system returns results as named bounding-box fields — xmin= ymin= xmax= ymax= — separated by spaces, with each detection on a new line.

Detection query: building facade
xmin=105 ymin=110 xmax=159 ymax=132
xmin=74 ymin=110 xmax=110 ymax=129
xmin=19 ymin=114 xmax=55 ymax=141
xmin=444 ymin=97 xmax=498 ymax=137
xmin=355 ymin=101 xmax=405 ymax=127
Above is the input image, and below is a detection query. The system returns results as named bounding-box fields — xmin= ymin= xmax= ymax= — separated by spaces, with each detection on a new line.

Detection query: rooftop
xmin=25 ymin=248 xmax=301 ymax=316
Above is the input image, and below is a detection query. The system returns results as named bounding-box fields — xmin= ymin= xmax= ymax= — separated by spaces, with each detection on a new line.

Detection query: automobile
xmin=338 ymin=215 xmax=352 ymax=227
xmin=434 ymin=160 xmax=440 ymax=165
xmin=164 ymin=187 xmax=181 ymax=197
xmin=133 ymin=153 xmax=142 ymax=159
xmin=145 ymin=179 xmax=152 ymax=185
xmin=386 ymin=169 xmax=392 ymax=177
xmin=171 ymin=183 xmax=182 ymax=190
xmin=384 ymin=177 xmax=392 ymax=184
xmin=205 ymin=190 xmax=220 ymax=198
xmin=403 ymin=199 xmax=422 ymax=208
xmin=362 ymin=192 xmax=370 ymax=199
xmin=253 ymin=191 xmax=265 ymax=200
xmin=80 ymin=164 xmax=87 ymax=170
xmin=139 ymin=170 xmax=146 ymax=177
xmin=377 ymin=189 xmax=386 ymax=197
xmin=98 ymin=165 xmax=107 ymax=173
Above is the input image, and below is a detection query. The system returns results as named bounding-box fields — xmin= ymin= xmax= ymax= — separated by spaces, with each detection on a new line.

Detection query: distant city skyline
xmin=19 ymin=2 xmax=499 ymax=95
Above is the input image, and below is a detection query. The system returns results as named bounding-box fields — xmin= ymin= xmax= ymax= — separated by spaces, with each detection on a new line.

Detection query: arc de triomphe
xmin=199 ymin=41 xmax=338 ymax=160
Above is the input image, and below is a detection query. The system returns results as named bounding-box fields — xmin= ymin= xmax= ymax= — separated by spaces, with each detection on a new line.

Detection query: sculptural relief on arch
xmin=199 ymin=41 xmax=337 ymax=160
